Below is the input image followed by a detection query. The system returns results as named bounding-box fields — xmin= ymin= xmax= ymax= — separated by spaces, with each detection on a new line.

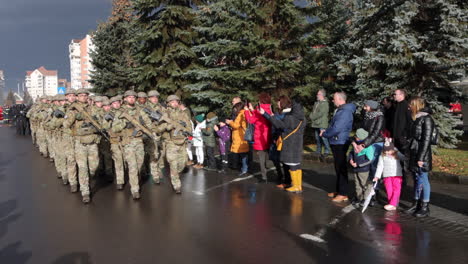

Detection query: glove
xmin=54 ymin=109 xmax=65 ymax=118
xmin=125 ymin=122 xmax=135 ymax=129
xmin=93 ymin=115 xmax=99 ymax=122
xmin=104 ymin=113 xmax=114 ymax=122
xmin=149 ymin=111 xmax=162 ymax=122
xmin=179 ymin=121 xmax=187 ymax=127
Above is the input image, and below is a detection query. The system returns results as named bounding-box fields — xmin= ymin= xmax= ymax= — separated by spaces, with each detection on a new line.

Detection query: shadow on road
xmin=51 ymin=252 xmax=94 ymax=264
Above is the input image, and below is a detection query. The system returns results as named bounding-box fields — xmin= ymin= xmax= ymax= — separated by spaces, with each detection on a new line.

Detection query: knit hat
xmin=364 ymin=100 xmax=379 ymax=110
xmin=383 ymin=139 xmax=396 ymax=152
xmin=206 ymin=112 xmax=217 ymax=121
xmin=195 ymin=114 xmax=205 ymax=123
xmin=355 ymin=128 xmax=369 ymax=140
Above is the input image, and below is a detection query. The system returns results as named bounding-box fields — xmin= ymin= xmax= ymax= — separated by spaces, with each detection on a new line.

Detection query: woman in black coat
xmin=405 ymin=96 xmax=435 ymax=218
xmin=261 ymin=97 xmax=306 ymax=193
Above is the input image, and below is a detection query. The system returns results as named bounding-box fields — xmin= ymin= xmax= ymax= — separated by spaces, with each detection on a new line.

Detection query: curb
xmin=302 ymin=152 xmax=468 ymax=185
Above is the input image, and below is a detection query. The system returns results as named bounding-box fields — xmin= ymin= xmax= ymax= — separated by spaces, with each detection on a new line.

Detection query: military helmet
xmin=102 ymin=99 xmax=111 ymax=106
xmin=101 ymin=96 xmax=109 ymax=101
xmin=124 ymin=90 xmax=137 ymax=98
xmin=110 ymin=96 xmax=121 ymax=103
xmin=166 ymin=94 xmax=180 ymax=103
xmin=137 ymin=92 xmax=148 ymax=98
xmin=57 ymin=94 xmax=67 ymax=101
xmin=51 ymin=95 xmax=59 ymax=101
xmin=65 ymin=89 xmax=77 ymax=95
xmin=147 ymin=90 xmax=160 ymax=97
xmin=76 ymin=88 xmax=90 ymax=95
xmin=94 ymin=96 xmax=103 ymax=102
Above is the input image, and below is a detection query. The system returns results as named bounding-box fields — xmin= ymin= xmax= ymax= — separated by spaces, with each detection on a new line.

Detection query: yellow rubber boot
xmin=286 ymin=170 xmax=302 ymax=193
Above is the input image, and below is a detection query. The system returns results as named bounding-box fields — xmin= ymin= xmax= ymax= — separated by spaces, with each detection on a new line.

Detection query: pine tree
xmin=23 ymin=91 xmax=33 ymax=105
xmin=184 ymin=0 xmax=323 ymax=112
xmin=132 ymin=0 xmax=202 ymax=96
xmin=90 ymin=0 xmax=138 ymax=95
xmin=334 ymin=0 xmax=467 ymax=148
xmin=5 ymin=90 xmax=16 ymax=106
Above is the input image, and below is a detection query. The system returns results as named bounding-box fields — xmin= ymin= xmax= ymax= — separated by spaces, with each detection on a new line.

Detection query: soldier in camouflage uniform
xmin=63 ymin=89 xmax=78 ymax=191
xmin=159 ymin=95 xmax=192 ymax=194
xmin=94 ymin=96 xmax=113 ymax=180
xmin=137 ymin=92 xmax=147 ymax=107
xmin=26 ymin=96 xmax=45 ymax=146
xmin=111 ymin=90 xmax=154 ymax=200
xmin=103 ymin=96 xmax=125 ymax=189
xmin=63 ymin=89 xmax=102 ymax=204
xmin=31 ymin=96 xmax=49 ymax=156
xmin=36 ymin=96 xmax=54 ymax=159
xmin=144 ymin=90 xmax=168 ymax=184
xmin=49 ymin=95 xmax=68 ymax=183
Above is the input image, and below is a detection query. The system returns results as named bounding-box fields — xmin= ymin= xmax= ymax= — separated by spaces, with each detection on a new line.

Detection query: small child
xmin=192 ymin=114 xmax=206 ymax=169
xmin=348 ymin=128 xmax=375 ymax=206
xmin=215 ymin=118 xmax=231 ymax=173
xmin=373 ymin=139 xmax=404 ymax=211
xmin=201 ymin=112 xmax=218 ymax=171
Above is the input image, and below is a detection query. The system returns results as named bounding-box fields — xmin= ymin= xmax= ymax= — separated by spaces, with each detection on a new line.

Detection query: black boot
xmin=404 ymin=200 xmax=420 ymax=214
xmin=414 ymin=202 xmax=430 ymax=218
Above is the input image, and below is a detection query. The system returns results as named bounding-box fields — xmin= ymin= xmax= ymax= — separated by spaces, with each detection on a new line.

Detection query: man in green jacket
xmin=309 ymin=89 xmax=331 ymax=155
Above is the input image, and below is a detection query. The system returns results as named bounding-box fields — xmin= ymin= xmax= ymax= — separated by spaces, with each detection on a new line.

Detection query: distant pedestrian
xmin=373 ymin=139 xmax=405 ymax=211
xmin=201 ymin=112 xmax=218 ymax=171
xmin=348 ymin=129 xmax=375 ymax=207
xmin=244 ymin=92 xmax=273 ymax=182
xmin=192 ymin=114 xmax=206 ymax=169
xmin=309 ymin=89 xmax=330 ymax=156
xmin=322 ymin=92 xmax=356 ymax=202
xmin=226 ymin=102 xmax=249 ymax=176
xmin=392 ymin=89 xmax=413 ymax=183
xmin=214 ymin=118 xmax=231 ymax=173
xmin=405 ymin=96 xmax=435 ymax=218
xmin=381 ymin=96 xmax=394 ymax=136
xmin=359 ymin=100 xmax=385 ymax=177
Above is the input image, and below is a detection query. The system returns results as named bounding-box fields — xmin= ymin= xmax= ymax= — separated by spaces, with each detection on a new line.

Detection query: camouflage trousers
xmin=53 ymin=132 xmax=67 ymax=180
xmin=123 ymin=137 xmax=144 ymax=193
xmin=166 ymin=142 xmax=188 ymax=190
xmin=36 ymin=127 xmax=49 ymax=156
xmin=46 ymin=130 xmax=55 ymax=159
xmin=63 ymin=133 xmax=77 ymax=186
xmin=146 ymin=139 xmax=161 ymax=182
xmin=75 ymin=140 xmax=99 ymax=196
xmin=99 ymin=139 xmax=113 ymax=177
xmin=110 ymin=142 xmax=125 ymax=185
xmin=30 ymin=122 xmax=37 ymax=145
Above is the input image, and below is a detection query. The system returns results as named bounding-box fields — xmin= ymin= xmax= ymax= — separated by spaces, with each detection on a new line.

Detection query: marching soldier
xmin=103 ymin=96 xmax=125 ymax=189
xmin=111 ymin=90 xmax=154 ymax=200
xmin=137 ymin=92 xmax=147 ymax=106
xmin=63 ymin=89 xmax=102 ymax=204
xmin=94 ymin=96 xmax=113 ymax=180
xmin=49 ymin=95 xmax=68 ymax=183
xmin=159 ymin=95 xmax=192 ymax=194
xmin=63 ymin=89 xmax=78 ymax=191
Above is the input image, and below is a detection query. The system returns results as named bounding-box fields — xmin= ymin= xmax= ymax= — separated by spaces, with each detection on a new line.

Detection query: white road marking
xmin=300 ymin=204 xmax=356 ymax=244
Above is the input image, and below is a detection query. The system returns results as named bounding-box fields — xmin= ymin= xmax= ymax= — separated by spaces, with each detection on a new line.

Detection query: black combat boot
xmin=116 ymin=184 xmax=124 ymax=190
xmin=404 ymin=200 xmax=420 ymax=214
xmin=174 ymin=187 xmax=182 ymax=194
xmin=414 ymin=202 xmax=430 ymax=218
xmin=132 ymin=192 xmax=141 ymax=200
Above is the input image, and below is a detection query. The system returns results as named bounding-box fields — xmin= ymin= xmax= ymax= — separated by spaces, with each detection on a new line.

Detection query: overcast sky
xmin=0 ymin=0 xmax=112 ymax=90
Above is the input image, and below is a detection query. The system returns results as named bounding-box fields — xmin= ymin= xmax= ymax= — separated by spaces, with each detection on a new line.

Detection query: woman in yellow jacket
xmin=226 ymin=102 xmax=250 ymax=176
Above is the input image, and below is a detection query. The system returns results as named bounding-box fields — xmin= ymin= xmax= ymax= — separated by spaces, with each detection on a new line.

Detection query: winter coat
xmin=392 ymin=100 xmax=413 ymax=140
xmin=374 ymin=152 xmax=405 ymax=179
xmin=348 ymin=146 xmax=374 ymax=173
xmin=409 ymin=108 xmax=435 ymax=172
xmin=323 ymin=103 xmax=356 ymax=145
xmin=361 ymin=110 xmax=385 ymax=147
xmin=229 ymin=110 xmax=249 ymax=153
xmin=244 ymin=104 xmax=273 ymax=151
xmin=263 ymin=101 xmax=306 ymax=164
xmin=309 ymin=99 xmax=329 ymax=128
xmin=192 ymin=120 xmax=206 ymax=147
xmin=216 ymin=125 xmax=231 ymax=155
xmin=201 ymin=117 xmax=218 ymax=148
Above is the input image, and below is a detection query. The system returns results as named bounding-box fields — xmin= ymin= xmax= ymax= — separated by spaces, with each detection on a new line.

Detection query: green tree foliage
xmin=132 ymin=0 xmax=202 ymax=96
xmin=90 ymin=0 xmax=138 ymax=95
xmin=334 ymin=0 xmax=468 ymax=147
xmin=5 ymin=90 xmax=16 ymax=106
xmin=183 ymin=0 xmax=326 ymax=113
xmin=23 ymin=91 xmax=33 ymax=105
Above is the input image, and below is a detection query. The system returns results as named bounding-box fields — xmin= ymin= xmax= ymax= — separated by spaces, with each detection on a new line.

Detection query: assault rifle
xmin=70 ymin=103 xmax=110 ymax=141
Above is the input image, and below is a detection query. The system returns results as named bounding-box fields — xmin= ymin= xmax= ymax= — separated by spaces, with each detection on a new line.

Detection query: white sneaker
xmin=384 ymin=204 xmax=397 ymax=211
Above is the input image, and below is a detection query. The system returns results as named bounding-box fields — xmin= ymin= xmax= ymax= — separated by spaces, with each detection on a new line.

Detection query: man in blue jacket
xmin=321 ymin=92 xmax=356 ymax=202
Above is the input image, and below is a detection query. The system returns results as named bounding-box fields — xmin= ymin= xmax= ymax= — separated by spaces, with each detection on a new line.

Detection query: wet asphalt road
xmin=1 ymin=126 xmax=468 ymax=264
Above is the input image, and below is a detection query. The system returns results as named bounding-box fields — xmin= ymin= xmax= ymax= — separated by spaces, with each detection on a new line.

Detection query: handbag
xmin=277 ymin=121 xmax=303 ymax=151
xmin=244 ymin=123 xmax=255 ymax=142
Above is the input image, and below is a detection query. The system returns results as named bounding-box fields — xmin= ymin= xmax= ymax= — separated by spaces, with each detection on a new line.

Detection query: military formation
xmin=27 ymin=89 xmax=193 ymax=204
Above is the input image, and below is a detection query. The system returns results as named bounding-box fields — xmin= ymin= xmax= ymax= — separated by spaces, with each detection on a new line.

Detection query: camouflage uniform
xmin=112 ymin=94 xmax=154 ymax=198
xmin=160 ymin=96 xmax=192 ymax=193
xmin=63 ymin=95 xmax=101 ymax=202
xmin=49 ymin=98 xmax=68 ymax=182
xmin=143 ymin=98 xmax=167 ymax=183
xmin=34 ymin=100 xmax=53 ymax=157
xmin=26 ymin=101 xmax=42 ymax=145
xmin=93 ymin=98 xmax=113 ymax=178
xmin=103 ymin=99 xmax=125 ymax=187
